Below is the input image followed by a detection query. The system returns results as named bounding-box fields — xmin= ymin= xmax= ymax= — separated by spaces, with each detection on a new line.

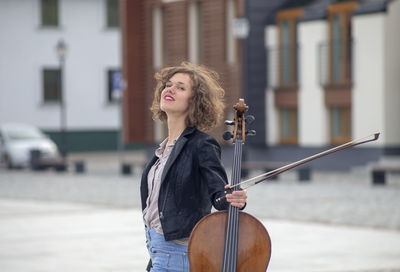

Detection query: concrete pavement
xmin=0 ymin=151 xmax=400 ymax=271
xmin=1 ymin=198 xmax=400 ymax=272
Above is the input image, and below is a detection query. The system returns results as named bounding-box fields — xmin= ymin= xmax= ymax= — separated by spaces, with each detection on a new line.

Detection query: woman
xmin=141 ymin=61 xmax=247 ymax=272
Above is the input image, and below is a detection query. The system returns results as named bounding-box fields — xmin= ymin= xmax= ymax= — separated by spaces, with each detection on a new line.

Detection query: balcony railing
xmin=267 ymin=44 xmax=299 ymax=90
xmin=318 ymin=40 xmax=353 ymax=88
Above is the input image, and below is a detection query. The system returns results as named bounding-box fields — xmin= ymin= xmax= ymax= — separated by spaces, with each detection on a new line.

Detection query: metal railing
xmin=267 ymin=44 xmax=300 ymax=90
xmin=318 ymin=40 xmax=353 ymax=88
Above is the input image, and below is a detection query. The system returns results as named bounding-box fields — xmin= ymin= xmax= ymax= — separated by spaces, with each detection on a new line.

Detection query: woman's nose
xmin=166 ymin=85 xmax=176 ymax=93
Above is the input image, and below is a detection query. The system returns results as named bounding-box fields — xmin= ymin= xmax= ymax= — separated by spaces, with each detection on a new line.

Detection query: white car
xmin=0 ymin=123 xmax=60 ymax=169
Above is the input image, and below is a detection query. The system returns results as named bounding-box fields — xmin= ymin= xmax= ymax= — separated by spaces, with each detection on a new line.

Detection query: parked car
xmin=0 ymin=123 xmax=61 ymax=169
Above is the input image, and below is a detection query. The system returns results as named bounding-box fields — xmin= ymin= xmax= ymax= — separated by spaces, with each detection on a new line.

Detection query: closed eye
xmin=165 ymin=80 xmax=187 ymax=91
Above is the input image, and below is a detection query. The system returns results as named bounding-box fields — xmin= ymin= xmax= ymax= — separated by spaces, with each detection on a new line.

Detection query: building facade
xmin=121 ymin=0 xmax=245 ymax=144
xmin=261 ymin=0 xmax=400 ymax=169
xmin=2 ymin=0 xmax=399 ymax=169
xmin=0 ymin=0 xmax=247 ymax=151
xmin=0 ymin=0 xmax=122 ymax=151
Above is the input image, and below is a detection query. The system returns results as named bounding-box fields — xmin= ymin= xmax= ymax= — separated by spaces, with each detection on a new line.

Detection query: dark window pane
xmin=330 ymin=106 xmax=351 ymax=144
xmin=281 ymin=108 xmax=291 ymax=139
xmin=108 ymin=69 xmax=122 ymax=102
xmin=279 ymin=18 xmax=298 ymax=87
xmin=107 ymin=0 xmax=119 ymax=28
xmin=280 ymin=108 xmax=298 ymax=144
xmin=43 ymin=69 xmax=61 ymax=102
xmin=41 ymin=0 xmax=59 ymax=26
xmin=281 ymin=20 xmax=291 ymax=85
xmin=331 ymin=107 xmax=342 ymax=138
xmin=332 ymin=14 xmax=342 ymax=82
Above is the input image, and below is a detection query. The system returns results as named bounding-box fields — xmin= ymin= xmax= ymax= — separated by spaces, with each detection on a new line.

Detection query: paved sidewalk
xmin=1 ymin=169 xmax=399 ymax=230
xmin=1 ymin=151 xmax=400 ymax=271
xmin=1 ymin=198 xmax=400 ymax=272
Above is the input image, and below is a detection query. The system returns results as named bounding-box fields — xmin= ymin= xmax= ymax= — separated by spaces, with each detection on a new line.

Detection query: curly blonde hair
xmin=150 ymin=61 xmax=225 ymax=132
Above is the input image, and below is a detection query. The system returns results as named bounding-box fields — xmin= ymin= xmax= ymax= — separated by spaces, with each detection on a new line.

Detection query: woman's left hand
xmin=224 ymin=185 xmax=247 ymax=209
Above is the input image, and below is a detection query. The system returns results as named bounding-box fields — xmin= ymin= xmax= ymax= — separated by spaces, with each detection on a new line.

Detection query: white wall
xmin=298 ymin=20 xmax=328 ymax=146
xmin=353 ymin=14 xmax=385 ymax=147
xmin=0 ymin=0 xmax=121 ymax=131
xmin=384 ymin=0 xmax=400 ymax=145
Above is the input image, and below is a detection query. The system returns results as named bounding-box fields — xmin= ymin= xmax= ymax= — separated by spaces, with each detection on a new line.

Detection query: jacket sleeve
xmin=197 ymin=136 xmax=230 ymax=211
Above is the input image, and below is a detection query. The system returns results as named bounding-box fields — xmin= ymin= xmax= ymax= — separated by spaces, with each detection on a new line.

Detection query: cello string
xmin=221 ymin=206 xmax=230 ymax=271
xmin=232 ymin=139 xmax=241 ymax=269
xmin=231 ymin=138 xmax=241 ymax=269
xmin=222 ymin=138 xmax=241 ymax=272
xmin=232 ymin=140 xmax=240 ymax=269
xmin=232 ymin=206 xmax=238 ymax=270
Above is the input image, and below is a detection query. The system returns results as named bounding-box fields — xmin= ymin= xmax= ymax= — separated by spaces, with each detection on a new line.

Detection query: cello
xmin=188 ymin=99 xmax=272 ymax=271
xmin=188 ymin=99 xmax=380 ymax=271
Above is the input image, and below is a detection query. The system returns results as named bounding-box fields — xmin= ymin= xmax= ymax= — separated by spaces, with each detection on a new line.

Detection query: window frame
xmin=226 ymin=0 xmax=241 ymax=64
xmin=188 ymin=1 xmax=203 ymax=64
xmin=327 ymin=2 xmax=357 ymax=87
xmin=107 ymin=68 xmax=122 ymax=104
xmin=40 ymin=0 xmax=59 ymax=27
xmin=42 ymin=68 xmax=62 ymax=104
xmin=106 ymin=0 xmax=120 ymax=28
xmin=329 ymin=106 xmax=351 ymax=144
xmin=279 ymin=107 xmax=298 ymax=145
xmin=276 ymin=8 xmax=303 ymax=89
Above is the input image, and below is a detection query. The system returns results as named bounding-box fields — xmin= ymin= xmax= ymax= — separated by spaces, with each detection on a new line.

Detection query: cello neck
xmin=222 ymin=138 xmax=242 ymax=272
xmin=222 ymin=99 xmax=248 ymax=271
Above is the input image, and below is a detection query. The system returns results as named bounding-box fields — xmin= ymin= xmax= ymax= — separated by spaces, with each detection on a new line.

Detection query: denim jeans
xmin=145 ymin=228 xmax=189 ymax=272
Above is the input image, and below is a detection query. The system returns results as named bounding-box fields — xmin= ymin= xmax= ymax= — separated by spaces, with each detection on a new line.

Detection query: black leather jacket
xmin=140 ymin=127 xmax=229 ymax=241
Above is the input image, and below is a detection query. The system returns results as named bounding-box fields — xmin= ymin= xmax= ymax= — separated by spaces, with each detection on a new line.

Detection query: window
xmin=331 ymin=14 xmax=343 ymax=82
xmin=226 ymin=0 xmax=239 ymax=64
xmin=43 ymin=69 xmax=61 ymax=103
xmin=107 ymin=69 xmax=122 ymax=103
xmin=324 ymin=2 xmax=356 ymax=144
xmin=330 ymin=107 xmax=351 ymax=144
xmin=152 ymin=6 xmax=164 ymax=69
xmin=274 ymin=8 xmax=303 ymax=145
xmin=327 ymin=2 xmax=357 ymax=86
xmin=281 ymin=19 xmax=292 ymax=85
xmin=279 ymin=108 xmax=298 ymax=144
xmin=188 ymin=1 xmax=203 ymax=64
xmin=106 ymin=0 xmax=119 ymax=28
xmin=276 ymin=8 xmax=303 ymax=88
xmin=41 ymin=0 xmax=59 ymax=27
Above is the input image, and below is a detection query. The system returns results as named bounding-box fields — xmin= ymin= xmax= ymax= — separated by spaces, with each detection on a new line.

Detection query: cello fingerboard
xmin=221 ymin=138 xmax=243 ymax=271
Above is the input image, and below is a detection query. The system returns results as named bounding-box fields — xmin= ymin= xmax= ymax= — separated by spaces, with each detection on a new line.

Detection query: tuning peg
xmin=246 ymin=130 xmax=256 ymax=136
xmin=224 ymin=120 xmax=235 ymax=126
xmin=222 ymin=131 xmax=233 ymax=140
xmin=245 ymin=115 xmax=255 ymax=125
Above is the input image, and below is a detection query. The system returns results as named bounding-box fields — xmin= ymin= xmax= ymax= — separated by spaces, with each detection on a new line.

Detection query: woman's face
xmin=160 ymin=73 xmax=193 ymax=118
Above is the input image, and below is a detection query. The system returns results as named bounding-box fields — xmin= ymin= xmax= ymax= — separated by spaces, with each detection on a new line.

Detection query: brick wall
xmin=122 ymin=0 xmax=243 ymax=143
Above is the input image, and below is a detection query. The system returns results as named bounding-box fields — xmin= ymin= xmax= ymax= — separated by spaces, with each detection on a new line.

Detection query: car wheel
xmin=4 ymin=154 xmax=13 ymax=169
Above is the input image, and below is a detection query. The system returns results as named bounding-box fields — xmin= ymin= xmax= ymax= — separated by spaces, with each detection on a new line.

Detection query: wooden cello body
xmin=188 ymin=211 xmax=271 ymax=271
xmin=188 ymin=99 xmax=272 ymax=271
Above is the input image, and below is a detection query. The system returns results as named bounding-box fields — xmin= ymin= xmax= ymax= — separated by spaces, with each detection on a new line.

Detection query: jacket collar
xmin=181 ymin=126 xmax=196 ymax=138
xmin=161 ymin=127 xmax=196 ymax=183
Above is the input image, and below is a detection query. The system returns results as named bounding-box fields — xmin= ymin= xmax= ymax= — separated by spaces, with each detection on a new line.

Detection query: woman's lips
xmin=164 ymin=95 xmax=175 ymax=101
